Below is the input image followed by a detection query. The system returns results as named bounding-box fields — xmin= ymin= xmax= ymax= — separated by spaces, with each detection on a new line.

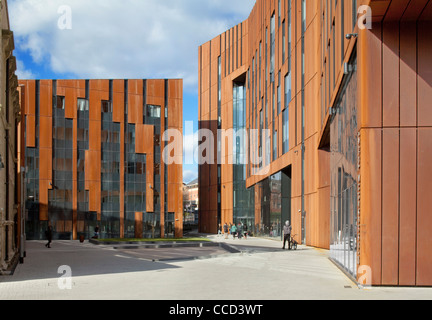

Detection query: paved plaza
xmin=0 ymin=235 xmax=431 ymax=300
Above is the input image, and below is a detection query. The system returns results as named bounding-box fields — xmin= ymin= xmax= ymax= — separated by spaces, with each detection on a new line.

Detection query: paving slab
xmin=0 ymin=236 xmax=431 ymax=301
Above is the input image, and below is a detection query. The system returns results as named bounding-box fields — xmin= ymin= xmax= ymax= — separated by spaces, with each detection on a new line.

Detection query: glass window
xmin=57 ymin=96 xmax=65 ymax=110
xmin=282 ymin=20 xmax=286 ymax=62
xmin=283 ymin=108 xmax=289 ymax=154
xmin=277 ymin=83 xmax=281 ymax=115
xmin=273 ymin=127 xmax=278 ymax=161
xmin=285 ymin=72 xmax=292 ymax=105
xmin=330 ymin=54 xmax=358 ymax=278
xmin=102 ymin=101 xmax=112 ymax=113
xmin=147 ymin=105 xmax=161 ymax=118
xmin=270 ymin=14 xmax=275 ymax=78
xmin=77 ymin=99 xmax=88 ymax=111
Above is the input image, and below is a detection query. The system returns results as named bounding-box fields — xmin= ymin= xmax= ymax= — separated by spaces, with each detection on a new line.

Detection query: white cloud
xmin=183 ymin=169 xmax=198 ymax=184
xmin=15 ymin=59 xmax=36 ymax=79
xmin=9 ymin=0 xmax=256 ymax=93
xmin=183 ymin=130 xmax=199 ymax=166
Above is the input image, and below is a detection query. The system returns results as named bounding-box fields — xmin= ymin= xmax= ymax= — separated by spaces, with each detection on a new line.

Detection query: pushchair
xmin=290 ymin=234 xmax=298 ymax=250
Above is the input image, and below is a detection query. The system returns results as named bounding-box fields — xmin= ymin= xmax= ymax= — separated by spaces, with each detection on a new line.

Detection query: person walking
xmin=223 ymin=223 xmax=229 ymax=239
xmin=282 ymin=220 xmax=292 ymax=250
xmin=243 ymin=223 xmax=248 ymax=239
xmin=92 ymin=225 xmax=100 ymax=239
xmin=231 ymin=223 xmax=237 ymax=240
xmin=237 ymin=223 xmax=243 ymax=240
xmin=45 ymin=225 xmax=53 ymax=248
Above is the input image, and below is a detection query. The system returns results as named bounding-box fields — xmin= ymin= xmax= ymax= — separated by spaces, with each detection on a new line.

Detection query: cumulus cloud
xmin=9 ymin=0 xmax=255 ymax=93
xmin=15 ymin=59 xmax=37 ymax=79
xmin=183 ymin=169 xmax=198 ymax=184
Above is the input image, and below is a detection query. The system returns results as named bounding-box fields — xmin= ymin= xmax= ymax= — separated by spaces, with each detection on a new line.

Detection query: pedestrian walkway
xmin=0 ymin=235 xmax=431 ymax=300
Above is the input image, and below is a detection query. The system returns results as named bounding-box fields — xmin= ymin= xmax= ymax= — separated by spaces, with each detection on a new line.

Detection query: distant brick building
xmin=183 ymin=178 xmax=198 ymax=224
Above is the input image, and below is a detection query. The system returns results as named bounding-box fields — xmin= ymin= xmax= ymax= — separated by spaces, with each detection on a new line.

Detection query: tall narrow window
xmin=282 ymin=20 xmax=286 ymax=62
xmin=341 ymin=0 xmax=345 ymax=65
xmin=278 ymin=0 xmax=281 ymax=27
xmin=273 ymin=127 xmax=278 ymax=161
xmin=259 ymin=42 xmax=262 ymax=98
xmin=285 ymin=72 xmax=292 ymax=104
xmin=218 ymin=56 xmax=222 ymax=128
xmin=352 ymin=0 xmax=357 ymax=30
xmin=282 ymin=107 xmax=289 ymax=154
xmin=270 ymin=14 xmax=275 ymax=81
xmin=265 ymin=27 xmax=268 ymax=85
xmin=302 ymin=0 xmax=307 ymax=33
xmin=288 ymin=0 xmax=292 ymax=72
xmin=277 ymin=73 xmax=281 ymax=115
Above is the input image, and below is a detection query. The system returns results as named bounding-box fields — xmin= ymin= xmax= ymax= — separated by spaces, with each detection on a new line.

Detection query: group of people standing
xmin=220 ymin=222 xmax=249 ymax=240
xmin=219 ymin=220 xmax=294 ymax=250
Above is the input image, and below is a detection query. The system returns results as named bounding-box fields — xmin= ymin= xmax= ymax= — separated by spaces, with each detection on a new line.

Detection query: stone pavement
xmin=0 ymin=234 xmax=431 ymax=300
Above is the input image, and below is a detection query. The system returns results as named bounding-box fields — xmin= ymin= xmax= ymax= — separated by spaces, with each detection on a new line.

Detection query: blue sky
xmin=9 ymin=0 xmax=255 ymax=183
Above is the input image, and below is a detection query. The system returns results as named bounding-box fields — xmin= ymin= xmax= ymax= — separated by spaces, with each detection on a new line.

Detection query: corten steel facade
xmin=19 ymin=79 xmax=183 ymax=241
xmin=198 ymin=0 xmax=432 ymax=286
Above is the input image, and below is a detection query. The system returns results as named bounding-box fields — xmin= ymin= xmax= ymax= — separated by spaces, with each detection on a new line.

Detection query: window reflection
xmin=330 ymin=53 xmax=358 ymax=278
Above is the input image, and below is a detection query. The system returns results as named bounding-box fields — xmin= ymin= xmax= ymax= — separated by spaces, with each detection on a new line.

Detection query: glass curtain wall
xmin=233 ymin=82 xmax=255 ymax=231
xmin=50 ymin=95 xmax=74 ymax=239
xmin=100 ymin=100 xmax=121 ymax=238
xmin=145 ymin=104 xmax=162 ymax=238
xmin=25 ymin=81 xmax=41 ymax=239
xmin=330 ymin=54 xmax=358 ymax=278
xmin=254 ymin=169 xmax=291 ymax=239
xmin=77 ymin=95 xmax=93 ymax=239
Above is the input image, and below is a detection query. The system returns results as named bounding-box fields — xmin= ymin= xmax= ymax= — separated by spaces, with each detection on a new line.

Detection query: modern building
xmin=19 ymin=79 xmax=184 ymax=240
xmin=0 ymin=0 xmax=22 ymax=273
xmin=198 ymin=0 xmax=432 ymax=286
xmin=183 ymin=178 xmax=198 ymax=224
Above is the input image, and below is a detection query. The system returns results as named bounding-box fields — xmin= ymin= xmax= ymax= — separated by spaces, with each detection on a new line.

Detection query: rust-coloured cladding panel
xmin=135 ymin=124 xmax=154 ymax=155
xmin=39 ymin=81 xmax=53 ymax=117
xmin=25 ymin=115 xmax=36 ymax=148
xmin=128 ymin=80 xmax=143 ymax=125
xmin=417 ymin=128 xmax=432 ymax=286
xmin=147 ymin=79 xmax=165 ymax=103
xmin=382 ymin=128 xmax=400 ymax=285
xmin=399 ymin=128 xmax=417 ymax=286
xmin=418 ymin=21 xmax=432 ymax=127
xmin=359 ymin=128 xmax=382 ymax=286
xmin=38 ymin=115 xmax=52 ymax=150
xmin=168 ymin=79 xmax=183 ymax=102
xmin=168 ymin=97 xmax=183 ymax=131
xmin=22 ymin=80 xmax=36 ymax=147
xmin=146 ymin=153 xmax=154 ymax=213
xmin=359 ymin=23 xmax=382 ymax=129
xmin=86 ymin=80 xmax=105 ymax=217
xmin=38 ymin=147 xmax=52 ymax=184
xmin=134 ymin=212 xmax=143 ymax=239
xmin=400 ymin=22 xmax=417 ymax=127
xmin=39 ymin=180 xmax=50 ymax=221
xmin=112 ymin=92 xmax=124 ymax=124
xmin=382 ymin=22 xmax=400 ymax=128
xmin=85 ymin=150 xmax=101 ymax=185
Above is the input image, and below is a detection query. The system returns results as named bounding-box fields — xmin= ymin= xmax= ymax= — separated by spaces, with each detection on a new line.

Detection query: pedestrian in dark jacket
xmin=282 ymin=221 xmax=292 ymax=250
xmin=45 ymin=225 xmax=53 ymax=248
xmin=237 ymin=223 xmax=243 ymax=240
xmin=223 ymin=223 xmax=229 ymax=239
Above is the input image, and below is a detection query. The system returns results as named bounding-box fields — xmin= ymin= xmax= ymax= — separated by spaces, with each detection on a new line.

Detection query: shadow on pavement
xmin=1 ymin=240 xmax=181 ymax=283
